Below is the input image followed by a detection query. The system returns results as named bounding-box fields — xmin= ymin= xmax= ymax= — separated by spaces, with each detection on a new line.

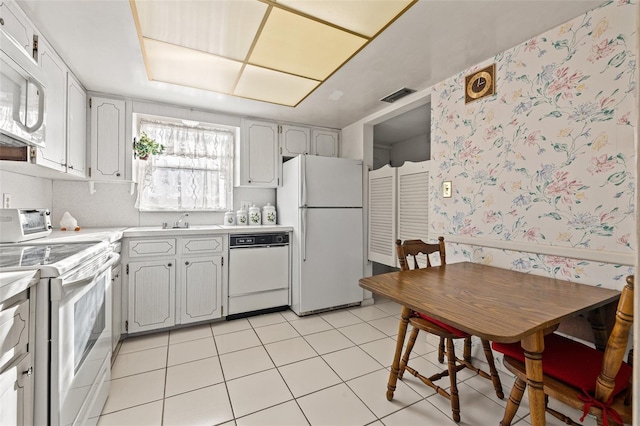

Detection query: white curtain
xmin=135 ymin=119 xmax=234 ymax=211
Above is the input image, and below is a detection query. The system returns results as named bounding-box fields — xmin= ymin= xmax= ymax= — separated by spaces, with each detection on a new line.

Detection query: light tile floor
xmin=99 ymin=300 xmax=597 ymax=426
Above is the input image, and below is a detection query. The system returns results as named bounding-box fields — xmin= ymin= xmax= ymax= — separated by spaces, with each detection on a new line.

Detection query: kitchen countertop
xmin=123 ymin=224 xmax=292 ymax=238
xmin=0 ymin=269 xmax=40 ymax=302
xmin=43 ymin=227 xmax=128 ymax=244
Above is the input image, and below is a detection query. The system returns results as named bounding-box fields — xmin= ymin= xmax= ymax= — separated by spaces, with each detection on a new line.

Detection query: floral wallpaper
xmin=430 ymin=0 xmax=637 ymax=289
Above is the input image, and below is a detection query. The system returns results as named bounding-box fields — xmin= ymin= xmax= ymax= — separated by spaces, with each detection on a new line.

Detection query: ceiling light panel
xmin=144 ymin=38 xmax=242 ymax=93
xmin=235 ymin=64 xmax=320 ymax=106
xmin=131 ymin=0 xmax=417 ymax=106
xmin=276 ymin=0 xmax=414 ymax=37
xmin=134 ymin=0 xmax=267 ymax=60
xmin=249 ymin=7 xmax=367 ymax=81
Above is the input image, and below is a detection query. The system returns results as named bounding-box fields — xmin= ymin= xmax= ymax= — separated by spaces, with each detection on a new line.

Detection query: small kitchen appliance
xmin=0 ymin=208 xmax=52 ymax=242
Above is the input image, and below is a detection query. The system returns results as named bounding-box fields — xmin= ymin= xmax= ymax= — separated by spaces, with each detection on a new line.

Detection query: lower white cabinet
xmin=180 ymin=256 xmax=222 ymax=324
xmin=125 ymin=235 xmax=225 ymax=334
xmin=128 ymin=259 xmax=176 ymax=333
xmin=0 ymin=272 xmax=38 ymax=426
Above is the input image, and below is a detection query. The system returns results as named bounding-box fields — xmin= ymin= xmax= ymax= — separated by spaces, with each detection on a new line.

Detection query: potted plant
xmin=133 ymin=131 xmax=165 ymax=160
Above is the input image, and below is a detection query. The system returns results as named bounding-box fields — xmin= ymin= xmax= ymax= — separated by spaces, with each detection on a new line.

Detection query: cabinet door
xmin=280 ymin=124 xmax=310 ymax=157
xmin=179 ymin=256 xmax=222 ymax=324
xmin=0 ymin=1 xmax=35 ymax=57
xmin=237 ymin=119 xmax=280 ymax=187
xmin=0 ymin=354 xmax=33 ymax=426
xmin=66 ymin=74 xmax=87 ymax=177
xmin=36 ymin=39 xmax=66 ymax=172
xmin=128 ymin=260 xmax=175 ymax=333
xmin=311 ymin=128 xmax=339 ymax=157
xmin=111 ymin=263 xmax=122 ymax=353
xmin=90 ymin=97 xmax=126 ymax=181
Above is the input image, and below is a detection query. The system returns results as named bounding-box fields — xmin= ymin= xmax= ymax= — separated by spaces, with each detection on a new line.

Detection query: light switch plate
xmin=442 ymin=181 xmax=452 ymax=198
xmin=240 ymin=200 xmax=252 ymax=211
xmin=2 ymin=193 xmax=11 ymax=208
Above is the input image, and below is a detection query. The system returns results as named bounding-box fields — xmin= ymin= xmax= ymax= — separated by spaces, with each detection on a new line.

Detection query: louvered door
xmin=397 ymin=161 xmax=432 ymax=267
xmin=368 ymin=165 xmax=397 ymax=266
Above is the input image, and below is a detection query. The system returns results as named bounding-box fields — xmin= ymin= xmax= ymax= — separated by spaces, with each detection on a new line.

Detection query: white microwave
xmin=0 ymin=28 xmax=46 ymax=148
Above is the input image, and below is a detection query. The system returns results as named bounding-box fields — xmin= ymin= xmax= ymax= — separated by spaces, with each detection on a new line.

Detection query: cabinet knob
xmin=116 ymin=172 xmax=121 ymax=177
xmin=69 ymin=165 xmax=74 ymax=169
xmin=0 ymin=18 xmax=4 ymax=26
xmin=23 ymin=367 xmax=33 ymax=377
xmin=167 ymin=263 xmax=172 ymax=267
xmin=185 ymin=261 xmax=190 ymax=265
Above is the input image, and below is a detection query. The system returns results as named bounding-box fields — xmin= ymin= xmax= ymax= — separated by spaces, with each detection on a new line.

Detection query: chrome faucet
xmin=173 ymin=213 xmax=189 ymax=228
xmin=163 ymin=213 xmax=190 ymax=229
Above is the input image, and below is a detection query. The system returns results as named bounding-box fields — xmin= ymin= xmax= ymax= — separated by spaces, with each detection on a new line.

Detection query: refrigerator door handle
xmin=301 ymin=155 xmax=307 ymax=207
xmin=301 ymin=206 xmax=307 ymax=261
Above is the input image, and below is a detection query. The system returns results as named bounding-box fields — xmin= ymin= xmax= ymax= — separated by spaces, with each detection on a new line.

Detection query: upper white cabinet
xmin=66 ymin=74 xmax=87 ymax=177
xmin=311 ymin=128 xmax=339 ymax=157
xmin=36 ymin=39 xmax=66 ymax=172
xmin=36 ymin=39 xmax=86 ymax=177
xmin=280 ymin=125 xmax=339 ymax=158
xmin=280 ymin=124 xmax=310 ymax=157
xmin=236 ymin=118 xmax=281 ymax=187
xmin=89 ymin=96 xmax=127 ymax=181
xmin=0 ymin=0 xmax=37 ymax=59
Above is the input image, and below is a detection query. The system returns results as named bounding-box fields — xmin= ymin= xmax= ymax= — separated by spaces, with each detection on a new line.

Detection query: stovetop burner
xmin=0 ymin=242 xmax=108 ymax=277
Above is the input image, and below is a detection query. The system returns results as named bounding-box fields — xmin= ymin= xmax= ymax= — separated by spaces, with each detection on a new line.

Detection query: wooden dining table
xmin=358 ymin=262 xmax=621 ymax=426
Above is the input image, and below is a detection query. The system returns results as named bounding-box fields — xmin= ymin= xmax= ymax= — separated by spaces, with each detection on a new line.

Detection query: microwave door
xmin=21 ymin=78 xmax=44 ymax=133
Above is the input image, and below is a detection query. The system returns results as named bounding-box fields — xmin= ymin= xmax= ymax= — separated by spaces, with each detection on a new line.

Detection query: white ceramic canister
xmin=236 ymin=208 xmax=248 ymax=225
xmin=248 ymin=204 xmax=262 ymax=225
xmin=224 ymin=211 xmax=236 ymax=225
xmin=262 ymin=203 xmax=276 ymax=225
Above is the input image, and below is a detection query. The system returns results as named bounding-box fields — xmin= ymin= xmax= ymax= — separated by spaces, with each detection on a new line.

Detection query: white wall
xmin=390 ymin=134 xmax=429 ymax=167
xmin=0 ymin=170 xmax=53 ymax=209
xmin=50 ymin=179 xmax=275 ymax=228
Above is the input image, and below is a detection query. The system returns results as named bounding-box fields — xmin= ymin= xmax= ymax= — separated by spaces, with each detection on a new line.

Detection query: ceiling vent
xmin=380 ymin=87 xmax=416 ymax=103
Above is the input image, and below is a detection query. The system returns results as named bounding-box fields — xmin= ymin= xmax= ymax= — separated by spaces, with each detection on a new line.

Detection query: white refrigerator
xmin=277 ymin=155 xmax=364 ymax=315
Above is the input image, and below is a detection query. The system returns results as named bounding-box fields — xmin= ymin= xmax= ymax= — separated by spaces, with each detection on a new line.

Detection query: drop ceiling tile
xmin=249 ymin=8 xmax=366 ymax=81
xmin=144 ymin=38 xmax=242 ymax=94
xmin=134 ymin=0 xmax=267 ymax=60
xmin=277 ymin=0 xmax=415 ymax=37
xmin=234 ymin=65 xmax=320 ymax=107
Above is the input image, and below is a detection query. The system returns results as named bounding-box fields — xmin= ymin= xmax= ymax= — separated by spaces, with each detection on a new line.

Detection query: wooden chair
xmin=394 ymin=237 xmax=504 ymax=422
xmin=492 ymin=275 xmax=634 ymax=426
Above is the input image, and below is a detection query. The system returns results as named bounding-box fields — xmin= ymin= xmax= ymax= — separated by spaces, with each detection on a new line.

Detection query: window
xmin=134 ymin=116 xmax=235 ymax=211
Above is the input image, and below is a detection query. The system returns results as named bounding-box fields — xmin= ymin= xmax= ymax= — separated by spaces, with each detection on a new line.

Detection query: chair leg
xmin=446 ymin=338 xmax=461 ymax=423
xmin=463 ymin=336 xmax=472 ymax=362
xmin=481 ymin=339 xmax=504 ymax=399
xmin=399 ymin=327 xmax=419 ymax=379
xmin=500 ymin=377 xmax=526 ymax=426
xmin=438 ymin=337 xmax=445 ymax=363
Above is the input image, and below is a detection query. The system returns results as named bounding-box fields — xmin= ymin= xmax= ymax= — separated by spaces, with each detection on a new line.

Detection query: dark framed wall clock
xmin=464 ymin=63 xmax=496 ymax=103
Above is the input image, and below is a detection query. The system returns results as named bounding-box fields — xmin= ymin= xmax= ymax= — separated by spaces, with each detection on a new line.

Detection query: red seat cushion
xmin=416 ymin=312 xmax=469 ymax=338
xmin=492 ymin=333 xmax=632 ymax=397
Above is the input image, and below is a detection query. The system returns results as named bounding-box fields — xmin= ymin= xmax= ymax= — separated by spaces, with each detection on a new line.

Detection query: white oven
xmin=0 ymin=240 xmax=117 ymax=426
xmin=49 ymin=250 xmax=118 ymax=426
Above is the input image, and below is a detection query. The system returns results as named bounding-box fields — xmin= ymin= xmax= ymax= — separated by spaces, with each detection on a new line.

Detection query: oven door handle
xmin=61 ymin=252 xmax=121 ymax=290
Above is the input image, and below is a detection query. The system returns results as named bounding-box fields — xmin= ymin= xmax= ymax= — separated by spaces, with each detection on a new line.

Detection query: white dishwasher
xmin=227 ymin=233 xmax=290 ymax=318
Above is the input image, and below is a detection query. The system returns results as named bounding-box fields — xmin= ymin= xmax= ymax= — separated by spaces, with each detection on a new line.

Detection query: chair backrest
xmin=595 ymin=275 xmax=634 ymax=402
xmin=395 ymin=237 xmax=446 ymax=271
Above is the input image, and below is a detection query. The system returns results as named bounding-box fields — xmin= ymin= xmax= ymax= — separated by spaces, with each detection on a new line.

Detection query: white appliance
xmin=0 ymin=241 xmax=117 ymax=426
xmin=0 ymin=208 xmax=52 ymax=242
xmin=277 ymin=155 xmax=364 ymax=315
xmin=228 ymin=232 xmax=290 ymax=317
xmin=0 ymin=28 xmax=46 ymax=148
